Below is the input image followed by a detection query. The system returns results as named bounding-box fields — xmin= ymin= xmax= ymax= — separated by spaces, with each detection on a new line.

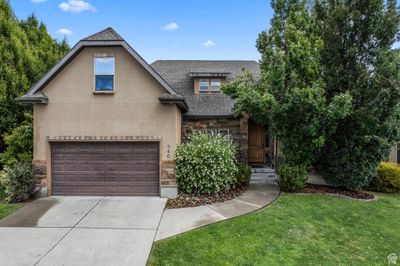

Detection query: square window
xmin=199 ymin=79 xmax=209 ymax=91
xmin=94 ymin=57 xmax=115 ymax=91
xmin=95 ymin=75 xmax=114 ymax=91
xmin=211 ymin=79 xmax=221 ymax=91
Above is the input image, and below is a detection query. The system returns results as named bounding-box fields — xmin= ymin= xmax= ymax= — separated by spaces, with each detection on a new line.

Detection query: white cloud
xmin=202 ymin=40 xmax=215 ymax=47
xmin=31 ymin=0 xmax=48 ymax=3
xmin=57 ymin=28 xmax=73 ymax=36
xmin=162 ymin=22 xmax=179 ymax=31
xmin=58 ymin=0 xmax=96 ymax=13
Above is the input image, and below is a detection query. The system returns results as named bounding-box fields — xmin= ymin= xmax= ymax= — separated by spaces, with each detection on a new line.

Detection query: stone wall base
xmin=160 ymin=160 xmax=177 ymax=198
xmin=32 ymin=160 xmax=47 ymax=187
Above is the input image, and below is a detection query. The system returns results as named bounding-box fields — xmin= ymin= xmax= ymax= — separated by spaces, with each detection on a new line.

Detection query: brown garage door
xmin=51 ymin=142 xmax=159 ymax=196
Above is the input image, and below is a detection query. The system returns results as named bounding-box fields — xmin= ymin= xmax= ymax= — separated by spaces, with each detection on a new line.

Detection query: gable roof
xmin=151 ymin=60 xmax=260 ymax=117
xmin=18 ymin=27 xmax=187 ymax=110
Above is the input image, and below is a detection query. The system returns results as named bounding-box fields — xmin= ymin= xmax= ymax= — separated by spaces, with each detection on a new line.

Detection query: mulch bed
xmin=298 ymin=184 xmax=375 ymax=200
xmin=166 ymin=185 xmax=248 ymax=209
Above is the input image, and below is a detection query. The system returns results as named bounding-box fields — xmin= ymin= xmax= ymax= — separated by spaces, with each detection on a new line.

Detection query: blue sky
xmin=9 ymin=0 xmax=273 ymax=63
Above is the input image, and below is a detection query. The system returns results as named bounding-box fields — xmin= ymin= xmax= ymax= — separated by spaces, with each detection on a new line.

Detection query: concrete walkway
xmin=155 ymin=182 xmax=280 ymax=240
xmin=0 ymin=196 xmax=166 ymax=266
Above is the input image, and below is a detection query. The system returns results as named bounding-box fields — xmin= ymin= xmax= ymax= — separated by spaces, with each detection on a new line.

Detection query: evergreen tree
xmin=315 ymin=0 xmax=400 ymax=190
xmin=0 ymin=0 xmax=69 ymax=167
xmin=224 ymin=0 xmax=351 ymax=170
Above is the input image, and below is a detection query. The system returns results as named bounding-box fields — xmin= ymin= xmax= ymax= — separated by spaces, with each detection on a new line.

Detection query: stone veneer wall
xmin=182 ymin=116 xmax=248 ymax=163
xmin=32 ymin=160 xmax=47 ymax=186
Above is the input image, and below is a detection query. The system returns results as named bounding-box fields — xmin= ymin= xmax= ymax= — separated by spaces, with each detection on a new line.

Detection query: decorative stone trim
xmin=32 ymin=161 xmax=47 ymax=186
xmin=161 ymin=160 xmax=176 ymax=186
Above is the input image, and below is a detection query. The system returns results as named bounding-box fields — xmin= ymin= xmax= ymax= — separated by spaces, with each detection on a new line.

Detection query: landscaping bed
xmin=298 ymin=184 xmax=375 ymax=200
xmin=166 ymin=185 xmax=248 ymax=209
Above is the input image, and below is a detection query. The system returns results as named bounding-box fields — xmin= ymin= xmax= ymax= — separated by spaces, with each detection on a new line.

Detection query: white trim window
xmin=94 ymin=56 xmax=115 ymax=92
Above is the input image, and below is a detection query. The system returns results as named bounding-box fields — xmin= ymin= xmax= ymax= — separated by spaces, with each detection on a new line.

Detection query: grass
xmin=149 ymin=193 xmax=400 ymax=266
xmin=0 ymin=187 xmax=22 ymax=219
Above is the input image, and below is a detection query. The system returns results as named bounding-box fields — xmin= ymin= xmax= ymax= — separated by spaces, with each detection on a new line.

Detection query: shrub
xmin=0 ymin=113 xmax=33 ymax=167
xmin=277 ymin=164 xmax=307 ymax=192
xmin=368 ymin=162 xmax=400 ymax=193
xmin=0 ymin=162 xmax=36 ymax=203
xmin=235 ymin=163 xmax=252 ymax=187
xmin=176 ymin=132 xmax=238 ymax=195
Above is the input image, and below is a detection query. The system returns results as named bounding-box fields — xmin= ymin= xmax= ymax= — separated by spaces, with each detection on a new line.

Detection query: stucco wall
xmin=33 ymin=46 xmax=181 ymax=194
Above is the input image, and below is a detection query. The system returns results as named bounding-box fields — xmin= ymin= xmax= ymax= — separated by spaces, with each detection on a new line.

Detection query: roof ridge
xmin=82 ymin=27 xmax=124 ymax=41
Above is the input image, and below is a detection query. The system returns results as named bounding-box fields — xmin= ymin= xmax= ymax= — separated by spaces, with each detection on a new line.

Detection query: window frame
xmin=199 ymin=79 xmax=210 ymax=92
xmin=210 ymin=79 xmax=221 ymax=92
xmin=93 ymin=54 xmax=115 ymax=94
xmin=197 ymin=78 xmax=223 ymax=94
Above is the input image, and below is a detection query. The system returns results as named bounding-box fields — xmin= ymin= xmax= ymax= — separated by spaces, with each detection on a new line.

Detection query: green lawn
xmin=149 ymin=193 xmax=400 ymax=266
xmin=0 ymin=187 xmax=22 ymax=219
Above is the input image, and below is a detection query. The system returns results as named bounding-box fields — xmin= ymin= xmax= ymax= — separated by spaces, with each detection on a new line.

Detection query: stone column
xmin=239 ymin=113 xmax=249 ymax=164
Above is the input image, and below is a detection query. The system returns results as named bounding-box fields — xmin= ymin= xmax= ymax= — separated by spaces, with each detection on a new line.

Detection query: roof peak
xmin=82 ymin=27 xmax=124 ymax=41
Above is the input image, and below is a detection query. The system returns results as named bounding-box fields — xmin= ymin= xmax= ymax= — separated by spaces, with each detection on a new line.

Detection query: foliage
xmin=149 ymin=193 xmax=400 ymax=265
xmin=223 ymin=0 xmax=399 ymax=191
xmin=369 ymin=162 xmax=400 ymax=193
xmin=235 ymin=163 xmax=252 ymax=186
xmin=0 ymin=162 xmax=36 ymax=203
xmin=223 ymin=0 xmax=352 ymax=169
xmin=315 ymin=0 xmax=400 ymax=190
xmin=176 ymin=132 xmax=238 ymax=195
xmin=0 ymin=0 xmax=69 ymax=166
xmin=277 ymin=164 xmax=307 ymax=191
xmin=0 ymin=113 xmax=32 ymax=166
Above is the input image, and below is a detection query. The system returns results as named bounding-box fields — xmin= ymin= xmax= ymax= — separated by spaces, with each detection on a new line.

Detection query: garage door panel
xmin=51 ymin=142 xmax=160 ymax=196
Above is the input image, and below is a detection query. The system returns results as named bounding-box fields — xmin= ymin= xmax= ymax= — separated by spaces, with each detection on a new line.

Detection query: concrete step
xmin=251 ymin=167 xmax=275 ymax=173
xmin=250 ymin=167 xmax=277 ymax=184
xmin=250 ymin=178 xmax=278 ymax=184
xmin=251 ymin=172 xmax=276 ymax=179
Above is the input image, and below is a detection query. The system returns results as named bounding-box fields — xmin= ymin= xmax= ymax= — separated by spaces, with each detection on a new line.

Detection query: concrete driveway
xmin=0 ymin=196 xmax=166 ymax=266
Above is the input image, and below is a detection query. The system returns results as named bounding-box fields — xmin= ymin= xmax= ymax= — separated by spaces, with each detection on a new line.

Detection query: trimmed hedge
xmin=278 ymin=164 xmax=307 ymax=192
xmin=368 ymin=162 xmax=400 ymax=193
xmin=176 ymin=132 xmax=238 ymax=195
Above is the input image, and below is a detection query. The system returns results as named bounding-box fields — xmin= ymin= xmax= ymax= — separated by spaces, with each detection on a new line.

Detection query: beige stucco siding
xmin=33 ymin=46 xmax=181 ymax=164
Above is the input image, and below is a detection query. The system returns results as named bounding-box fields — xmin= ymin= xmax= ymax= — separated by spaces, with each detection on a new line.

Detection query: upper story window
xmin=197 ymin=78 xmax=223 ymax=94
xmin=199 ymin=79 xmax=209 ymax=91
xmin=211 ymin=79 xmax=221 ymax=91
xmin=94 ymin=56 xmax=115 ymax=92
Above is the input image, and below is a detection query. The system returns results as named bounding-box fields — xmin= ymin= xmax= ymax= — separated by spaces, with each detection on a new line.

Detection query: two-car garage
xmin=50 ymin=142 xmax=160 ymax=196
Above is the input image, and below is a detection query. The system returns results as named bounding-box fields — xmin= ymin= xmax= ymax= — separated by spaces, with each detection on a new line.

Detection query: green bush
xmin=235 ymin=163 xmax=252 ymax=186
xmin=0 ymin=113 xmax=33 ymax=167
xmin=278 ymin=164 xmax=307 ymax=192
xmin=368 ymin=162 xmax=400 ymax=193
xmin=0 ymin=162 xmax=36 ymax=203
xmin=176 ymin=132 xmax=238 ymax=195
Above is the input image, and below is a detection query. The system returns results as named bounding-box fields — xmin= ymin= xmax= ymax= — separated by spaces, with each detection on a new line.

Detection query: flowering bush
xmin=176 ymin=132 xmax=238 ymax=195
xmin=0 ymin=162 xmax=36 ymax=203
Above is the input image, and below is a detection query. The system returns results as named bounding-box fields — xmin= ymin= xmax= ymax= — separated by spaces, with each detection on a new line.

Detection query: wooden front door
xmin=248 ymin=120 xmax=265 ymax=163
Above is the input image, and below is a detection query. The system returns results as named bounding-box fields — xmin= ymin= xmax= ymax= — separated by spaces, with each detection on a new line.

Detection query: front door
xmin=248 ymin=120 xmax=264 ymax=163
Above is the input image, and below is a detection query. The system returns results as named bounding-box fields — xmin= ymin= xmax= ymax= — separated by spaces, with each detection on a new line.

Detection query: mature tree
xmin=0 ymin=0 xmax=69 ymax=167
xmin=223 ymin=0 xmax=351 ymax=171
xmin=315 ymin=0 xmax=400 ymax=190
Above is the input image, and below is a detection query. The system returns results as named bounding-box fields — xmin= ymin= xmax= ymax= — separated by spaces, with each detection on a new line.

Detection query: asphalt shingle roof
xmin=151 ymin=60 xmax=260 ymax=117
xmin=83 ymin=27 xmax=124 ymax=41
